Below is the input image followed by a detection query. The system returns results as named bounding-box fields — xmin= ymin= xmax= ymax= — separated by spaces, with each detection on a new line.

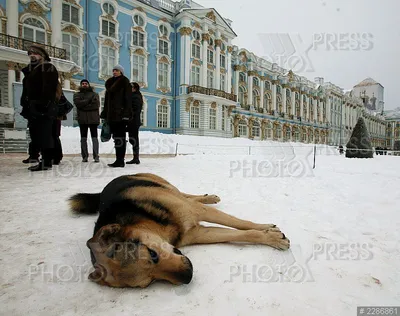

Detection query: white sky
xmin=198 ymin=0 xmax=400 ymax=110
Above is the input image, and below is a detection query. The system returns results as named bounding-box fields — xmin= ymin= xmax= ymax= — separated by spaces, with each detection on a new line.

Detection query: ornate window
xmin=265 ymin=81 xmax=271 ymax=90
xmin=221 ymin=106 xmax=226 ymax=131
xmin=295 ymin=101 xmax=300 ymax=117
xmin=238 ymin=119 xmax=247 ymax=137
xmin=264 ymin=93 xmax=272 ymax=110
xmin=220 ymin=74 xmax=226 ymax=91
xmin=252 ymin=121 xmax=260 ymax=139
xmin=157 ymin=100 xmax=170 ymax=128
xmin=220 ymin=54 xmax=226 ymax=69
xmin=265 ymin=122 xmax=272 ymax=139
xmin=253 ymin=89 xmax=260 ymax=107
xmin=238 ymin=86 xmax=246 ymax=106
xmin=253 ymin=77 xmax=259 ymax=87
xmin=192 ymin=42 xmax=201 ymax=59
xmin=207 ymin=69 xmax=214 ymax=88
xmin=132 ymin=30 xmax=145 ymax=47
xmin=192 ymin=30 xmax=201 ymax=41
xmin=239 ymin=72 xmax=246 ymax=83
xmin=190 ymin=104 xmax=200 ymax=129
xmin=62 ymin=32 xmax=80 ymax=66
xmin=132 ymin=54 xmax=145 ymax=83
xmin=191 ymin=65 xmax=200 ymax=86
xmin=100 ymin=2 xmax=117 ymax=39
xmin=285 ymin=126 xmax=291 ymax=142
xmin=158 ymin=23 xmax=170 ymax=55
xmin=207 ymin=49 xmax=214 ymax=64
xmin=23 ymin=18 xmax=46 ymax=44
xmin=133 ymin=14 xmax=145 ymax=27
xmin=209 ymin=108 xmax=217 ymax=130
xmin=62 ymin=1 xmax=79 ymax=25
xmin=100 ymin=46 xmax=116 ymax=76
xmin=158 ymin=61 xmax=169 ymax=89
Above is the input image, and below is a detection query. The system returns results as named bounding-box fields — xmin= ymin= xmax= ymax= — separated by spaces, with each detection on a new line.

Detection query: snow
xmin=1 ymin=126 xmax=399 ymax=316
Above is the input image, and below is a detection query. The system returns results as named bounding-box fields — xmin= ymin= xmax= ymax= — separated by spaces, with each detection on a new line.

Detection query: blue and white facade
xmin=0 ymin=0 xmax=392 ymax=148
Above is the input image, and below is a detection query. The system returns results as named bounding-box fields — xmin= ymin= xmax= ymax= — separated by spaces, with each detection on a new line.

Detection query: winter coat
xmin=131 ymin=91 xmax=143 ymax=128
xmin=73 ymin=87 xmax=100 ymax=125
xmin=20 ymin=61 xmax=59 ymax=120
xmin=100 ymin=75 xmax=133 ymax=123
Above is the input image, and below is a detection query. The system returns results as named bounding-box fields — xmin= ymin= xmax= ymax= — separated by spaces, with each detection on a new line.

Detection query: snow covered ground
xmin=0 ymin=126 xmax=399 ymax=316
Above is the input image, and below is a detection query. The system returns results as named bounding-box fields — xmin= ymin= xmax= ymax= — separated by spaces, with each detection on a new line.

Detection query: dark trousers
xmin=127 ymin=121 xmax=140 ymax=155
xmin=52 ymin=120 xmax=63 ymax=163
xmin=29 ymin=117 xmax=54 ymax=167
xmin=79 ymin=124 xmax=99 ymax=159
xmin=110 ymin=122 xmax=127 ymax=162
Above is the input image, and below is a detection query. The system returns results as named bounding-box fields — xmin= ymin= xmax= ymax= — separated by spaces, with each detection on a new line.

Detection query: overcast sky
xmin=198 ymin=0 xmax=400 ymax=110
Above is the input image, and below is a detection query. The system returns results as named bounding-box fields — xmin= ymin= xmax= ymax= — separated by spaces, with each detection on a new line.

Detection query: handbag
xmin=57 ymin=94 xmax=74 ymax=117
xmin=101 ymin=121 xmax=111 ymax=142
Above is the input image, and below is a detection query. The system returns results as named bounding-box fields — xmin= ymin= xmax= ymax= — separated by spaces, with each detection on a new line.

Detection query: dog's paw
xmin=202 ymin=194 xmax=221 ymax=204
xmin=263 ymin=230 xmax=290 ymax=250
xmin=255 ymin=224 xmax=281 ymax=231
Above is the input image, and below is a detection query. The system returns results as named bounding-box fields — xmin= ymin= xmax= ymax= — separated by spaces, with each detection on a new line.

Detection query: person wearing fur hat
xmin=100 ymin=64 xmax=133 ymax=167
xmin=20 ymin=45 xmax=60 ymax=171
xmin=73 ymin=79 xmax=101 ymax=162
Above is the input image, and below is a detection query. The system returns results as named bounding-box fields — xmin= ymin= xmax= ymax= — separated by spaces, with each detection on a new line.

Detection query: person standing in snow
xmin=73 ymin=79 xmax=100 ymax=162
xmin=20 ymin=45 xmax=60 ymax=171
xmin=126 ymin=82 xmax=143 ymax=165
xmin=100 ymin=65 xmax=133 ymax=168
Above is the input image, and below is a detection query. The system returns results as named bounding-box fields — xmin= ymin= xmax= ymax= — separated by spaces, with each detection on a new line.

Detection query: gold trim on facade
xmin=179 ymin=27 xmax=192 ymax=36
xmin=206 ymin=11 xmax=217 ymax=22
xmin=202 ymin=33 xmax=210 ymax=42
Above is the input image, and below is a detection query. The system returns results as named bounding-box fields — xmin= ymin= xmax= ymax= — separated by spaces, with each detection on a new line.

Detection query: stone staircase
xmin=0 ymin=127 xmax=30 ymax=153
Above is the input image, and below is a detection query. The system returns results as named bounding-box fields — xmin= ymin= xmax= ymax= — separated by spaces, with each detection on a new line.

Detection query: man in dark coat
xmin=100 ymin=64 xmax=133 ymax=167
xmin=73 ymin=79 xmax=100 ymax=162
xmin=20 ymin=45 xmax=60 ymax=171
xmin=126 ymin=82 xmax=143 ymax=165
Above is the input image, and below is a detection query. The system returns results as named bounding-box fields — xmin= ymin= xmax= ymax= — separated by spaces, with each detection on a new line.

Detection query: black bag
xmin=57 ymin=94 xmax=74 ymax=117
xmin=101 ymin=121 xmax=111 ymax=142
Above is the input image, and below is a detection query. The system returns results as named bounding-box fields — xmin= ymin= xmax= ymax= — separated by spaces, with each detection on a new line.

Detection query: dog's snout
xmin=180 ymin=256 xmax=193 ymax=284
xmin=173 ymin=247 xmax=183 ymax=255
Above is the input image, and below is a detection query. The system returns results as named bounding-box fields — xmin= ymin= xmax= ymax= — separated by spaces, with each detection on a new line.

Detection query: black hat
xmin=80 ymin=79 xmax=90 ymax=85
xmin=27 ymin=45 xmax=51 ymax=62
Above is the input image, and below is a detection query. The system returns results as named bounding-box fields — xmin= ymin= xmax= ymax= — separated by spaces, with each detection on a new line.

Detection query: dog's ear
xmin=97 ymin=224 xmax=123 ymax=248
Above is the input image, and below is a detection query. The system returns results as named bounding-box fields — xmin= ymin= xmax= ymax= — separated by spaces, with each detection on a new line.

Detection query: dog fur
xmin=69 ymin=173 xmax=290 ymax=288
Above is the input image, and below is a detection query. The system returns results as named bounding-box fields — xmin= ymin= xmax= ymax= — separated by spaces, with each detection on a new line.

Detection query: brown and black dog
xmin=69 ymin=173 xmax=290 ymax=288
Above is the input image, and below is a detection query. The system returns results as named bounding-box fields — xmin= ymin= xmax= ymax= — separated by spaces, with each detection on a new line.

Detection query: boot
xmin=92 ymin=137 xmax=100 ymax=163
xmin=81 ymin=138 xmax=89 ymax=162
xmin=126 ymin=153 xmax=140 ymax=164
xmin=108 ymin=139 xmax=126 ymax=168
xmin=23 ymin=157 xmax=39 ymax=164
xmin=29 ymin=149 xmax=52 ymax=171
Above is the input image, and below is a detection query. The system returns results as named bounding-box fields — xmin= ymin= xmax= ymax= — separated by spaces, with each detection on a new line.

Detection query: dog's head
xmin=86 ymin=224 xmax=193 ymax=288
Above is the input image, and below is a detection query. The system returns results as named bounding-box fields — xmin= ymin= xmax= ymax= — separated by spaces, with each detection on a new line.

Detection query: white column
xmin=248 ymin=74 xmax=253 ymax=107
xmin=326 ymin=97 xmax=331 ymax=124
xmin=313 ymin=98 xmax=317 ymax=123
xmin=260 ymin=79 xmax=264 ymax=109
xmin=51 ymin=0 xmax=63 ymax=47
xmin=20 ymin=71 xmax=24 ymax=83
xmin=282 ymin=87 xmax=286 ymax=115
xmin=179 ymin=25 xmax=192 ymax=86
xmin=272 ymin=83 xmax=277 ymax=113
xmin=227 ymin=47 xmax=232 ymax=94
xmin=8 ymin=65 xmax=16 ymax=111
xmin=215 ymin=31 xmax=221 ymax=90
xmin=291 ymin=91 xmax=296 ymax=117
xmin=201 ymin=27 xmax=209 ymax=87
xmin=234 ymin=68 xmax=239 ymax=97
xmin=6 ymin=0 xmax=18 ymax=36
xmin=300 ymin=93 xmax=304 ymax=120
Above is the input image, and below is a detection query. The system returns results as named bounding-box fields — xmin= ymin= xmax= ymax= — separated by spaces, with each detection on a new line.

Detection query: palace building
xmin=0 ymin=0 xmax=395 ymax=150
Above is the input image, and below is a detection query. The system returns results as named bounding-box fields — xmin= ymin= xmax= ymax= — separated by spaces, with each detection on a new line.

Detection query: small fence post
xmin=175 ymin=143 xmax=179 ymax=157
xmin=313 ymin=144 xmax=316 ymax=169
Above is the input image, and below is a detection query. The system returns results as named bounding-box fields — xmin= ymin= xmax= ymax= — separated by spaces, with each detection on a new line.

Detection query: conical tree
xmin=345 ymin=117 xmax=373 ymax=158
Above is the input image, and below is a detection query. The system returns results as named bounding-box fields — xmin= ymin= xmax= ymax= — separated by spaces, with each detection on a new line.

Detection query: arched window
xmin=238 ymin=119 xmax=247 ymax=137
xmin=253 ymin=77 xmax=259 ymax=87
xmin=253 ymin=89 xmax=260 ymax=107
xmin=239 ymin=86 xmax=246 ymax=106
xmin=265 ymin=122 xmax=272 ymax=139
xmin=23 ymin=18 xmax=46 ymax=44
xmin=252 ymin=121 xmax=260 ymax=139
xmin=239 ymin=72 xmax=246 ymax=83
xmin=265 ymin=81 xmax=271 ymax=91
xmin=264 ymin=93 xmax=272 ymax=110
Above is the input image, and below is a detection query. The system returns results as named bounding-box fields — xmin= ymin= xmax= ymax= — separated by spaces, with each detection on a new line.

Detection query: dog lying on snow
xmin=69 ymin=173 xmax=290 ymax=288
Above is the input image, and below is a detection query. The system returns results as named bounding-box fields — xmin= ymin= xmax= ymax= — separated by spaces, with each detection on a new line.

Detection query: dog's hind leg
xmin=181 ymin=193 xmax=221 ymax=204
xmin=197 ymin=205 xmax=277 ymax=231
xmin=177 ymin=225 xmax=289 ymax=250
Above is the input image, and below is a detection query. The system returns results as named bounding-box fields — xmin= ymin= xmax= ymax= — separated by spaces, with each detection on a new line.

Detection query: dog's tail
xmin=69 ymin=193 xmax=101 ymax=214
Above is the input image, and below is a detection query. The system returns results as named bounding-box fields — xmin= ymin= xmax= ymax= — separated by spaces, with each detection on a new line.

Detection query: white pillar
xmin=51 ymin=0 xmax=63 ymax=47
xmin=234 ymin=68 xmax=239 ymax=97
xmin=6 ymin=0 xmax=18 ymax=37
xmin=8 ymin=66 xmax=16 ymax=111
xmin=215 ymin=31 xmax=221 ymax=90
xmin=300 ymin=93 xmax=304 ymax=120
xmin=272 ymin=83 xmax=277 ymax=113
xmin=227 ymin=47 xmax=232 ymax=94
xmin=248 ymin=74 xmax=253 ymax=107
xmin=260 ymin=79 xmax=264 ymax=109
xmin=201 ymin=27 xmax=209 ymax=87
xmin=179 ymin=25 xmax=192 ymax=86
xmin=291 ymin=90 xmax=296 ymax=117
xmin=282 ymin=87 xmax=286 ymax=115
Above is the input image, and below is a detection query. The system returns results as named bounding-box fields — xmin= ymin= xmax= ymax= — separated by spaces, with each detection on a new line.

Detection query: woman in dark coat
xmin=73 ymin=79 xmax=100 ymax=162
xmin=20 ymin=45 xmax=60 ymax=171
xmin=126 ymin=82 xmax=143 ymax=164
xmin=100 ymin=64 xmax=133 ymax=167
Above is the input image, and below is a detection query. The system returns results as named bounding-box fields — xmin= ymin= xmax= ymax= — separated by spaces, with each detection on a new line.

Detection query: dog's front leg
xmin=198 ymin=205 xmax=278 ymax=231
xmin=177 ymin=225 xmax=290 ymax=250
